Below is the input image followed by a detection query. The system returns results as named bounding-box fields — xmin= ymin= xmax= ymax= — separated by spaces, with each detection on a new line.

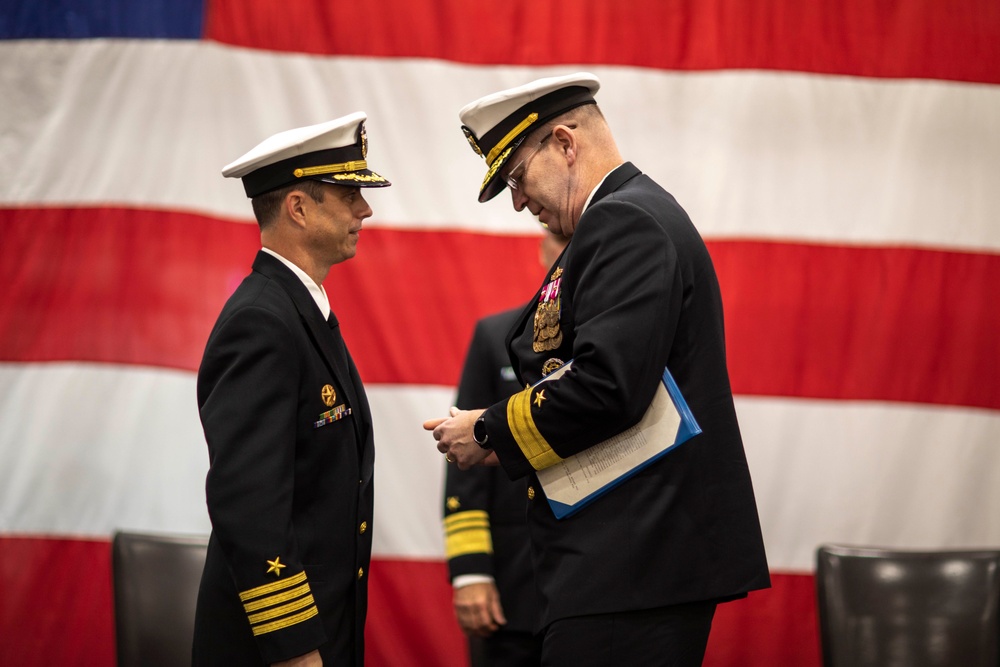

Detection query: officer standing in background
xmin=444 ymin=232 xmax=568 ymax=667
xmin=194 ymin=113 xmax=390 ymax=667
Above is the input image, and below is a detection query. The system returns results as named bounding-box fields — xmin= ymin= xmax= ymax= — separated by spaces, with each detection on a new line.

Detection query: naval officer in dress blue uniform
xmin=193 ymin=113 xmax=389 ymax=667
xmin=429 ymin=73 xmax=770 ymax=666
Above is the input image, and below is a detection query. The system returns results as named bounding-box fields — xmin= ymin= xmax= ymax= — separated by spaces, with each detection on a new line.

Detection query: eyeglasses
xmin=505 ymin=131 xmax=553 ymax=191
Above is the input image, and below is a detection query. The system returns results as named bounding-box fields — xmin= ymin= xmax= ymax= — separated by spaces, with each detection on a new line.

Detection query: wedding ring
xmin=445 ymin=453 xmax=455 ymax=463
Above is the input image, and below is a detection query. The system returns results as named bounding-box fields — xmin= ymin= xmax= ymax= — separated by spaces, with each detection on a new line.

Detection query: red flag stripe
xmin=716 ymin=240 xmax=1000 ymax=410
xmin=0 ymin=535 xmax=817 ymax=667
xmin=2 ymin=206 xmax=997 ymax=410
xmin=205 ymin=0 xmax=1000 ymax=84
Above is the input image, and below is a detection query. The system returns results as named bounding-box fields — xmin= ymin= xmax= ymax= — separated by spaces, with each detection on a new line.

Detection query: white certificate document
xmin=533 ymin=362 xmax=701 ymax=519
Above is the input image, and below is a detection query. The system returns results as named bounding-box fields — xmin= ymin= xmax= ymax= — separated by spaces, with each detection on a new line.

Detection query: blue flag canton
xmin=1 ymin=0 xmax=206 ymax=40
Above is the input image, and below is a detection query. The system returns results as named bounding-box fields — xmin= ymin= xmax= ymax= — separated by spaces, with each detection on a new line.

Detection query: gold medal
xmin=533 ymin=272 xmax=563 ymax=352
xmin=533 ymin=303 xmax=562 ymax=352
xmin=321 ymin=384 xmax=336 ymax=407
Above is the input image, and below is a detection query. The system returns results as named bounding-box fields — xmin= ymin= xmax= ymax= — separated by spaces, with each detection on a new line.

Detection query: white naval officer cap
xmin=221 ymin=111 xmax=391 ymax=198
xmin=459 ymin=72 xmax=601 ymax=203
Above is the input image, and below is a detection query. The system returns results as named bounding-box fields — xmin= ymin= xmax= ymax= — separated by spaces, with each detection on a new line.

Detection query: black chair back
xmin=816 ymin=544 xmax=1000 ymax=667
xmin=112 ymin=531 xmax=208 ymax=667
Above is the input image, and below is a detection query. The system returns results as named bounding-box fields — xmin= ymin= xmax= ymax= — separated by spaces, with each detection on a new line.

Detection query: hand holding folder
xmin=533 ymin=361 xmax=701 ymax=519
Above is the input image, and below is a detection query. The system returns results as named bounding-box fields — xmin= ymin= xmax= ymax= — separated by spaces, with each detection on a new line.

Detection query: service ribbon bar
xmin=314 ymin=405 xmax=352 ymax=428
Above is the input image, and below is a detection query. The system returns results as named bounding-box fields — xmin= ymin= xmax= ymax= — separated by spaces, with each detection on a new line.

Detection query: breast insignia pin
xmin=321 ymin=384 xmax=336 ymax=407
xmin=541 ymin=358 xmax=565 ymax=377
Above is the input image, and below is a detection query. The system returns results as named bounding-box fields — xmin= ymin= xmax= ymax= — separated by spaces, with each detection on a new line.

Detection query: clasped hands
xmin=423 ymin=407 xmax=499 ymax=469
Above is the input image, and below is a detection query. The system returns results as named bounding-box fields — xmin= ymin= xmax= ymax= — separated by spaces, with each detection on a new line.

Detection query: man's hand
xmin=271 ymin=648 xmax=322 ymax=666
xmin=423 ymin=408 xmax=497 ymax=470
xmin=453 ymin=581 xmax=507 ymax=637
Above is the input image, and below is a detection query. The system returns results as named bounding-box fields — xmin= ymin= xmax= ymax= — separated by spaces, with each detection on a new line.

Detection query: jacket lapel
xmin=251 ymin=251 xmax=368 ymax=448
xmin=504 ymin=164 xmax=640 ymax=380
xmin=505 ymin=241 xmax=570 ymax=383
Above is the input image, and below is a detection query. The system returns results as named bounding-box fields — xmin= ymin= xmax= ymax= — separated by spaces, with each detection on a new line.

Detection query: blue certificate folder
xmin=533 ymin=363 xmax=701 ymax=519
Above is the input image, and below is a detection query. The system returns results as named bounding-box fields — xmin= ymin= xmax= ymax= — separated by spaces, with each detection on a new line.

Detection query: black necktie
xmin=326 ymin=311 xmax=366 ymax=454
xmin=326 ymin=311 xmax=354 ymax=390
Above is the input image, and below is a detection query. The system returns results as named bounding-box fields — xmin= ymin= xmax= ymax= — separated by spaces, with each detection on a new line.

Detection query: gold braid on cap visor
xmin=293 ymin=160 xmax=368 ymax=178
xmin=480 ymin=146 xmax=513 ymax=192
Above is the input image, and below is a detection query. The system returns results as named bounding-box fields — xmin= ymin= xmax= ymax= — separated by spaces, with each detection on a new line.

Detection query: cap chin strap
xmin=485 ymin=113 xmax=538 ymax=167
xmin=293 ymin=160 xmax=368 ymax=178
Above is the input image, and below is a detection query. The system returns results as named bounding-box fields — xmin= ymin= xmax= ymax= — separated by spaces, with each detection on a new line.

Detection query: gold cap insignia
xmin=321 ymin=384 xmax=336 ymax=407
xmin=462 ymin=126 xmax=483 ymax=158
xmin=360 ymin=122 xmax=368 ymax=159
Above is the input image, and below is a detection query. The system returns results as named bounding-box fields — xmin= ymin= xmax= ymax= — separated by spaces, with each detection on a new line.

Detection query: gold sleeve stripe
xmin=445 ymin=526 xmax=494 ymax=559
xmin=443 ymin=510 xmax=489 ymax=530
xmin=251 ymin=606 xmax=320 ymax=636
xmin=239 ymin=571 xmax=308 ymax=602
xmin=243 ymin=583 xmax=311 ymax=613
xmin=444 ymin=510 xmax=493 ymax=558
xmin=507 ymin=389 xmax=563 ymax=470
xmin=248 ymin=594 xmax=316 ymax=625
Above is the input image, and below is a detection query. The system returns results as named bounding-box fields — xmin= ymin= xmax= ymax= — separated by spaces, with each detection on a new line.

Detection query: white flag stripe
xmin=365 ymin=383 xmax=454 ymax=559
xmin=739 ymin=396 xmax=1000 ymax=571
xmin=0 ymin=362 xmax=454 ymax=558
xmin=2 ymin=40 xmax=999 ymax=251
xmin=2 ymin=363 xmax=998 ymax=569
xmin=0 ymin=363 xmax=211 ymax=537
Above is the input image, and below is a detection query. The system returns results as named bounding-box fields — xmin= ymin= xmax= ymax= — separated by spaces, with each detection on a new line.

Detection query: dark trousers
xmin=540 ymin=600 xmax=717 ymax=667
xmin=470 ymin=628 xmax=544 ymax=667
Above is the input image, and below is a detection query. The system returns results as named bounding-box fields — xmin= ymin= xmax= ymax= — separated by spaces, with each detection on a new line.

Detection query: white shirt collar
xmin=261 ymin=247 xmax=331 ymax=318
xmin=583 ymin=163 xmax=626 ymax=212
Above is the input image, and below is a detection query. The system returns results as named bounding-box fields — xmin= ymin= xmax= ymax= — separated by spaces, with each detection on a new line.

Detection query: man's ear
xmin=285 ymin=190 xmax=309 ymax=228
xmin=552 ymin=125 xmax=577 ymax=166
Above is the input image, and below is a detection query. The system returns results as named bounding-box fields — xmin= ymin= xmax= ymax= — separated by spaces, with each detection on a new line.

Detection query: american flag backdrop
xmin=1 ymin=1 xmax=999 ymax=665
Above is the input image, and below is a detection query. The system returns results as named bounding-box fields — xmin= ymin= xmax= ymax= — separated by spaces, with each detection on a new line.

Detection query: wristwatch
xmin=473 ymin=415 xmax=491 ymax=449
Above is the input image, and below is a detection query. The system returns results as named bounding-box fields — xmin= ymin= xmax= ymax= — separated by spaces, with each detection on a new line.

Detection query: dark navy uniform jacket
xmin=482 ymin=163 xmax=770 ymax=628
xmin=444 ymin=307 xmax=541 ymax=635
xmin=193 ymin=250 xmax=374 ymax=666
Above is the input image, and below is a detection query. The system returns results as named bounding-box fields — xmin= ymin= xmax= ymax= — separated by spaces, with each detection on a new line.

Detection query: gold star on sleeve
xmin=266 ymin=556 xmax=287 ymax=576
xmin=533 ymin=389 xmax=547 ymax=407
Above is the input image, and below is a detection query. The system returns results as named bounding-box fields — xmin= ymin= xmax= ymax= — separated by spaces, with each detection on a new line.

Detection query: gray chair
xmin=816 ymin=544 xmax=1000 ymax=667
xmin=112 ymin=531 xmax=209 ymax=667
